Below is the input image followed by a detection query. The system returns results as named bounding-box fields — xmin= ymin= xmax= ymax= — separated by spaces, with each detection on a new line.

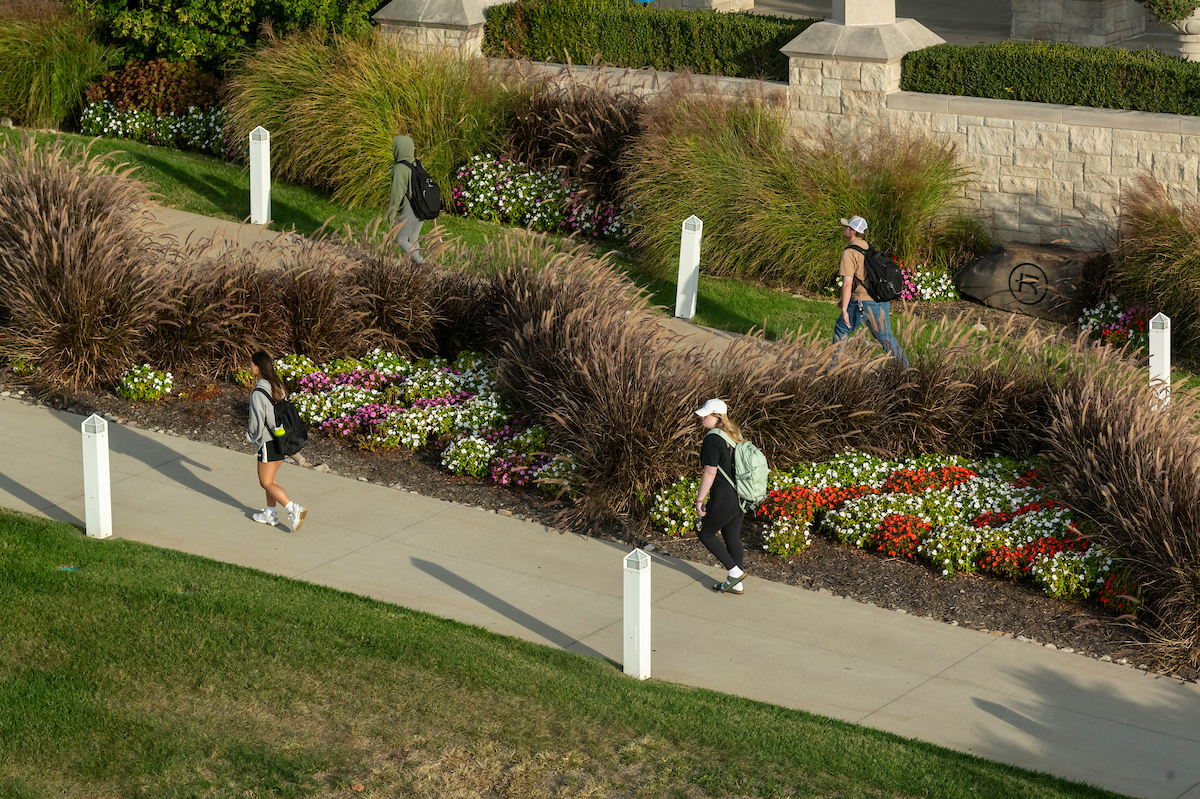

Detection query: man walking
xmin=832 ymin=216 xmax=909 ymax=366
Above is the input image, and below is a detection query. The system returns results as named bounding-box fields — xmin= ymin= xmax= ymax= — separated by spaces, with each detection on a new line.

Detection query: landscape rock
xmin=955 ymin=243 xmax=1106 ymax=323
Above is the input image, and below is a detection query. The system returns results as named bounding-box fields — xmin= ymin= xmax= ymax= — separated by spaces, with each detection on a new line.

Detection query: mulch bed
xmin=2 ymin=301 xmax=1193 ymax=681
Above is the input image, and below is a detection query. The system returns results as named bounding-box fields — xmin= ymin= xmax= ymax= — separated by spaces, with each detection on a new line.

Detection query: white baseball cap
xmin=840 ymin=216 xmax=868 ymax=233
xmin=695 ymin=398 xmax=728 ymax=417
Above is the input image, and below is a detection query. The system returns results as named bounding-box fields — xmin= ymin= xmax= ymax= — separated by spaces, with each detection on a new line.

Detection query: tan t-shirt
xmin=840 ymin=240 xmax=872 ymax=302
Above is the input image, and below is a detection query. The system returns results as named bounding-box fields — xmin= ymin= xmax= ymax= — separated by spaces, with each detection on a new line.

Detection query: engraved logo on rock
xmin=1008 ymin=263 xmax=1049 ymax=306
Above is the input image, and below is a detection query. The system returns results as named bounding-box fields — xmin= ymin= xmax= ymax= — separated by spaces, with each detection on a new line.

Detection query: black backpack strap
xmin=844 ymin=243 xmax=871 ymax=295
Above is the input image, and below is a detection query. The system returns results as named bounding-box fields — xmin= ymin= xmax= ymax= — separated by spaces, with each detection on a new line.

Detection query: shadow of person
xmin=410 ymin=557 xmax=612 ymax=663
xmin=0 ymin=470 xmax=84 ymax=527
xmin=54 ymin=407 xmax=248 ymax=512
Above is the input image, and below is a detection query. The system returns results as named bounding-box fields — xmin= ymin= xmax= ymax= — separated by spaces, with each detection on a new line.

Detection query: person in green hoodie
xmin=387 ymin=135 xmax=425 ymax=264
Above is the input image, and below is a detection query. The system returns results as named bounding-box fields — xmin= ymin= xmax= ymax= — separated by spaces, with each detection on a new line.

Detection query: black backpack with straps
xmin=254 ymin=387 xmax=309 ymax=456
xmin=846 ymin=243 xmax=904 ymax=303
xmin=397 ymin=158 xmax=442 ymax=221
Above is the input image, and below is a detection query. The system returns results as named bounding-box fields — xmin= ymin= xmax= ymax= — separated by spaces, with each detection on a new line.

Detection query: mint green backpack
xmin=707 ymin=429 xmax=769 ymax=512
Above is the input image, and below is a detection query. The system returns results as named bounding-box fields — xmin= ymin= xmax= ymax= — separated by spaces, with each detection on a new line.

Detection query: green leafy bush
xmin=85 ymin=59 xmax=219 ymax=115
xmin=223 ymin=30 xmax=514 ymax=208
xmin=71 ymin=0 xmax=376 ymax=66
xmin=623 ymin=86 xmax=987 ymax=291
xmin=0 ymin=10 xmax=122 ymax=128
xmin=902 ymin=41 xmax=1200 ymax=116
xmin=484 ymin=0 xmax=814 ymax=81
xmin=116 ymin=363 xmax=173 ymax=401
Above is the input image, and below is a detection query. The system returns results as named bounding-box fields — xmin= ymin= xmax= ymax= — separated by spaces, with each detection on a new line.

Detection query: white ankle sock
xmin=729 ymin=567 xmax=745 ymax=579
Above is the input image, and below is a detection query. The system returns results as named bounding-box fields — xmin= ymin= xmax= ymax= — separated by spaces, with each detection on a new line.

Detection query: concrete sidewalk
xmin=2 ymin=392 xmax=1200 ymax=799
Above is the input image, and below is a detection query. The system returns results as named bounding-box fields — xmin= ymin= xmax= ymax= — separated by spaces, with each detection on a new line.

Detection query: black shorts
xmin=257 ymin=438 xmax=284 ymax=463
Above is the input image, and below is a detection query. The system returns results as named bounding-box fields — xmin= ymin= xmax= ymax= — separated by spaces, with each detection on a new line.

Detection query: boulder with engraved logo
xmin=954 ymin=243 xmax=1106 ymax=323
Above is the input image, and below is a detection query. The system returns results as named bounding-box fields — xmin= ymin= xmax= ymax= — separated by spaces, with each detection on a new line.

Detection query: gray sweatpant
xmin=394 ymin=202 xmax=424 ymax=264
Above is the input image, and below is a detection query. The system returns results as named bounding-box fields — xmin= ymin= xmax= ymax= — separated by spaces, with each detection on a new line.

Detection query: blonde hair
xmin=711 ymin=413 xmax=743 ymax=443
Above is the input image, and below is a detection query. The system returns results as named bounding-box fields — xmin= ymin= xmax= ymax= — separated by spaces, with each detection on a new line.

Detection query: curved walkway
xmin=3 ymin=210 xmax=1200 ymax=799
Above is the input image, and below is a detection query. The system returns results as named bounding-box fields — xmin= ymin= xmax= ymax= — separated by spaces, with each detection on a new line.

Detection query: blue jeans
xmin=833 ymin=300 xmax=909 ymax=367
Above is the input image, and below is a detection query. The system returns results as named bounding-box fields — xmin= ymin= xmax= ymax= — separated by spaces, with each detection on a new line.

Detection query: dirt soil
xmin=1 ymin=301 xmax=1190 ymax=681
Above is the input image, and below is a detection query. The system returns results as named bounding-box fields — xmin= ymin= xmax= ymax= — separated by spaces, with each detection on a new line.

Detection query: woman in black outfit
xmin=694 ymin=398 xmax=746 ymax=594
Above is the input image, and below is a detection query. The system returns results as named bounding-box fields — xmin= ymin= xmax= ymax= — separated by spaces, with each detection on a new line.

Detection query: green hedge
xmin=902 ymin=41 xmax=1200 ymax=117
xmin=70 ymin=0 xmax=379 ymax=66
xmin=483 ymin=0 xmax=815 ymax=81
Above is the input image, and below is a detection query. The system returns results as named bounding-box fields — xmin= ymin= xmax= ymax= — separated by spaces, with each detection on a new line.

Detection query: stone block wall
xmin=649 ymin=0 xmax=753 ymax=11
xmin=1010 ymin=0 xmax=1146 ymax=47
xmin=786 ymin=56 xmax=1200 ymax=248
xmin=378 ymin=22 xmax=486 ymax=58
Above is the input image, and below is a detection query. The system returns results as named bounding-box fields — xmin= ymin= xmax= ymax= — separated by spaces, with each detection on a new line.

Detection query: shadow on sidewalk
xmin=411 ymin=557 xmax=609 ymax=661
xmin=969 ymin=662 xmax=1200 ymax=798
xmin=0 ymin=471 xmax=84 ymax=527
xmin=53 ymin=410 xmax=248 ymax=512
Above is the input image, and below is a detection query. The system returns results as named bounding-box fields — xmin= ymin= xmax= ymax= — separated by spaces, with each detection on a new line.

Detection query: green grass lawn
xmin=0 ymin=509 xmax=1127 ymax=799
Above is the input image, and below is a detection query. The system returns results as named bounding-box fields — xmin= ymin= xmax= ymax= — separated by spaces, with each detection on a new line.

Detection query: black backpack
xmin=255 ymin=387 xmax=309 ymax=456
xmin=846 ymin=244 xmax=904 ymax=303
xmin=398 ymin=158 xmax=441 ymax=221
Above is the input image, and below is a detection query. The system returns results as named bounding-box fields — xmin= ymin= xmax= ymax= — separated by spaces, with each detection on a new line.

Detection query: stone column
xmin=1011 ymin=0 xmax=1147 ymax=47
xmin=781 ymin=3 xmax=943 ymax=137
xmin=373 ymin=0 xmax=488 ymax=57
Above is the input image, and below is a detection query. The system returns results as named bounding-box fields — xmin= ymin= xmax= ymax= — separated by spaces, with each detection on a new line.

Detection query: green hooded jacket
xmin=387 ymin=135 xmax=415 ymax=219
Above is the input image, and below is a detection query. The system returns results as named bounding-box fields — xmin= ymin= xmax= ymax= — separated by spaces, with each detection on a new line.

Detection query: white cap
xmin=840 ymin=216 xmax=868 ymax=233
xmin=695 ymin=398 xmax=728 ymax=417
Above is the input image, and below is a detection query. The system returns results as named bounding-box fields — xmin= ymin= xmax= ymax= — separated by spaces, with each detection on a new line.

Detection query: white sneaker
xmin=252 ymin=508 xmax=278 ymax=526
xmin=287 ymin=503 xmax=307 ymax=533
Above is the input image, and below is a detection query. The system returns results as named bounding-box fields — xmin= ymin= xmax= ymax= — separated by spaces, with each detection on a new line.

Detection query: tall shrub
xmin=1115 ymin=175 xmax=1200 ymax=360
xmin=0 ymin=135 xmax=163 ymax=390
xmin=623 ymin=85 xmax=986 ymax=290
xmin=70 ymin=0 xmax=377 ymax=66
xmin=223 ymin=30 xmax=516 ymax=208
xmin=0 ymin=10 xmax=122 ymax=128
xmin=1046 ymin=344 xmax=1200 ymax=668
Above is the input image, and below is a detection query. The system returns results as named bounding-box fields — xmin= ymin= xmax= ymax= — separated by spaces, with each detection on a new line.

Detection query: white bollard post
xmin=1150 ymin=312 xmax=1171 ymax=408
xmin=249 ymin=126 xmax=271 ymax=225
xmin=81 ymin=414 xmax=112 ymax=539
xmin=623 ymin=548 xmax=651 ymax=680
xmin=676 ymin=215 xmax=703 ymax=320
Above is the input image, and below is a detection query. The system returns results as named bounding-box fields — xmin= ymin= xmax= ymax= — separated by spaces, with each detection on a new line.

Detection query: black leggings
xmin=698 ymin=506 xmax=744 ymax=571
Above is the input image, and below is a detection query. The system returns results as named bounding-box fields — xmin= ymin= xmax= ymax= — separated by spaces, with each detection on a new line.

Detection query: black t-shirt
xmin=701 ymin=431 xmax=738 ymax=507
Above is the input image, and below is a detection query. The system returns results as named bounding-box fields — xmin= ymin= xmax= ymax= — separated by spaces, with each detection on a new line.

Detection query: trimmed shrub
xmin=0 ymin=10 xmax=122 ymax=128
xmin=70 ymin=0 xmax=376 ymax=66
xmin=623 ymin=84 xmax=986 ymax=291
xmin=484 ymin=0 xmax=815 ymax=81
xmin=223 ymin=30 xmax=514 ymax=208
xmin=1115 ymin=175 xmax=1200 ymax=360
xmin=0 ymin=135 xmax=164 ymax=390
xmin=902 ymin=41 xmax=1200 ymax=117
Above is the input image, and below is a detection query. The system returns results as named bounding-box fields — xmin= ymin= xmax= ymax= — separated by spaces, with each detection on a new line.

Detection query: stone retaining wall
xmin=784 ymin=53 xmax=1200 ymax=248
xmin=1010 ymin=0 xmax=1146 ymax=47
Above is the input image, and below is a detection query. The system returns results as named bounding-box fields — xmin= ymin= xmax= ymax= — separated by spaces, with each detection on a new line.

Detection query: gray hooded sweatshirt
xmin=388 ymin=135 xmax=415 ymax=220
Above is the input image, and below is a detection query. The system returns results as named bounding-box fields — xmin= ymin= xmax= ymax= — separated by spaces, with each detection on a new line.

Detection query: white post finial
xmin=1150 ymin=312 xmax=1171 ymax=408
xmin=623 ymin=548 xmax=651 ymax=680
xmin=81 ymin=414 xmax=112 ymax=539
xmin=249 ymin=126 xmax=272 ymax=225
xmin=676 ymin=216 xmax=703 ymax=320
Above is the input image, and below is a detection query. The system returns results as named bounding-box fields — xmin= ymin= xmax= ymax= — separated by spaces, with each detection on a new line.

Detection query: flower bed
xmin=451 ymin=155 xmax=631 ymax=240
xmin=652 ymin=451 xmax=1136 ymax=608
xmin=79 ymin=100 xmax=232 ymax=158
xmin=276 ymin=349 xmax=582 ymax=497
xmin=1078 ymin=297 xmax=1152 ymax=352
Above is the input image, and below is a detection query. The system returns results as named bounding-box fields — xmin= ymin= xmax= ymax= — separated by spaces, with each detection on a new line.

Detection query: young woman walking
xmin=694 ymin=398 xmax=747 ymax=594
xmin=247 ymin=351 xmax=306 ymax=532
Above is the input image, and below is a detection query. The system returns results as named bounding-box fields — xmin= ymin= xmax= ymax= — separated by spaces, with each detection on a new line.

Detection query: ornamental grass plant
xmin=0 ymin=134 xmax=165 ymax=390
xmin=0 ymin=6 xmax=122 ymax=128
xmin=623 ymin=83 xmax=987 ymax=291
xmin=1115 ymin=174 xmax=1200 ymax=360
xmin=1046 ymin=346 xmax=1200 ymax=669
xmin=222 ymin=29 xmax=516 ymax=208
xmin=504 ymin=70 xmax=645 ymax=208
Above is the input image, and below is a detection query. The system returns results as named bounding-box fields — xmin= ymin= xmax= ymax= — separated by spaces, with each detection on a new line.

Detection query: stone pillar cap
xmin=780 ymin=18 xmax=944 ymax=63
xmin=373 ymin=0 xmax=487 ymax=28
